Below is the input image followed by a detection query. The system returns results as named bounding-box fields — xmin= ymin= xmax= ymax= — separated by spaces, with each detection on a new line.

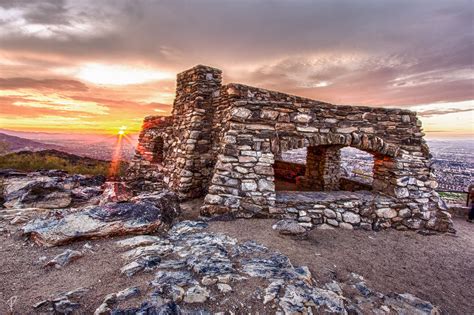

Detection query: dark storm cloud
xmin=0 ymin=0 xmax=472 ymax=106
xmin=0 ymin=77 xmax=88 ymax=91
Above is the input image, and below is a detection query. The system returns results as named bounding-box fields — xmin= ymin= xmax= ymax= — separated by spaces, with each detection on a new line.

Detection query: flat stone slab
xmin=276 ymin=190 xmax=386 ymax=204
xmin=22 ymin=191 xmax=180 ymax=247
xmin=2 ymin=171 xmax=105 ymax=209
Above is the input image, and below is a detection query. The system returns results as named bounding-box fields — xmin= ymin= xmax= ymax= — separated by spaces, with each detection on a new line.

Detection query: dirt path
xmin=0 ymin=217 xmax=472 ymax=314
xmin=208 ymin=217 xmax=474 ymax=315
xmin=0 ymin=231 xmax=154 ymax=314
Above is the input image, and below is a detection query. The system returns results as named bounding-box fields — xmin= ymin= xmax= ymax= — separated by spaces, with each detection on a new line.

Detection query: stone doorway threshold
xmin=275 ymin=190 xmax=386 ymax=203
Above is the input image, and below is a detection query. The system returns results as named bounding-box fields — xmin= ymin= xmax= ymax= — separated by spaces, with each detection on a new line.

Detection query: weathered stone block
xmin=324 ymin=209 xmax=337 ymax=219
xmin=258 ymin=179 xmax=275 ymax=192
xmin=293 ymin=113 xmax=312 ymax=123
xmin=376 ymin=208 xmax=397 ymax=219
xmin=241 ymin=180 xmax=257 ymax=192
xmin=342 ymin=212 xmax=361 ymax=224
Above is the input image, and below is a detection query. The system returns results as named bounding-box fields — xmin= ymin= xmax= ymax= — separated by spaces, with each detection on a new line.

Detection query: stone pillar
xmin=372 ymin=154 xmax=396 ymax=195
xmin=297 ymin=145 xmax=342 ymax=191
xmin=163 ymin=65 xmax=222 ymax=199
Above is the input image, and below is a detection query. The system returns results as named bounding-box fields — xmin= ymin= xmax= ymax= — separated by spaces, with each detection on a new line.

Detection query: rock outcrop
xmin=109 ymin=220 xmax=440 ymax=314
xmin=1 ymin=170 xmax=105 ymax=209
xmin=22 ymin=190 xmax=180 ymax=246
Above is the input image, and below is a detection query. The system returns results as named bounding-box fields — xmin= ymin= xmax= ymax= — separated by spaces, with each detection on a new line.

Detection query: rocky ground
xmin=0 ymin=171 xmax=472 ymax=314
xmin=0 ymin=215 xmax=472 ymax=314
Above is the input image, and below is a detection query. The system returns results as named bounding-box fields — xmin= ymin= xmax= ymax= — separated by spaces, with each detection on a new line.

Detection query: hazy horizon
xmin=2 ymin=127 xmax=474 ymax=142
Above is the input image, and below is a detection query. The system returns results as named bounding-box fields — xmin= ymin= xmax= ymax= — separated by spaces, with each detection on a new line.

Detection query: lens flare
xmin=118 ymin=126 xmax=127 ymax=135
xmin=108 ymin=126 xmax=130 ymax=179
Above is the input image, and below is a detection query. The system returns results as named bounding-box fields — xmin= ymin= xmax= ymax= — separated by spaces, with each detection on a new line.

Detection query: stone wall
xmin=276 ymin=191 xmax=421 ymax=230
xmin=128 ymin=65 xmax=454 ymax=232
xmin=126 ymin=115 xmax=172 ymax=191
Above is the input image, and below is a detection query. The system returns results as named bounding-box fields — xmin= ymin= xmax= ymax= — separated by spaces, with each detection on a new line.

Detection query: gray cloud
xmin=24 ymin=0 xmax=69 ymax=25
xmin=0 ymin=0 xmax=472 ymax=106
xmin=0 ymin=0 xmax=69 ymax=25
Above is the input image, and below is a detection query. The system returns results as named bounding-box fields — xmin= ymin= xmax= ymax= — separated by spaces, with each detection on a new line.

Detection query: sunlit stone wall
xmin=129 ymin=65 xmax=454 ymax=232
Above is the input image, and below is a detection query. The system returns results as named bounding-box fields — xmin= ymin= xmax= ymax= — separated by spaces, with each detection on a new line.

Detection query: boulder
xmin=272 ymin=219 xmax=306 ymax=235
xmin=184 ymin=285 xmax=210 ymax=303
xmin=71 ymin=186 xmax=103 ymax=202
xmin=383 ymin=293 xmax=441 ymax=315
xmin=33 ymin=287 xmax=88 ymax=314
xmin=2 ymin=172 xmax=105 ymax=209
xmin=116 ymin=235 xmax=163 ymax=249
xmin=130 ymin=191 xmax=181 ymax=224
xmin=94 ymin=287 xmax=140 ymax=315
xmin=22 ymin=191 xmax=180 ymax=246
xmin=99 ymin=182 xmax=132 ymax=205
xmin=3 ymin=176 xmax=72 ymax=209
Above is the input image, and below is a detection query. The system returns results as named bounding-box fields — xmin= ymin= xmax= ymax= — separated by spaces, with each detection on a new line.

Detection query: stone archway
xmin=269 ymin=133 xmax=400 ymax=197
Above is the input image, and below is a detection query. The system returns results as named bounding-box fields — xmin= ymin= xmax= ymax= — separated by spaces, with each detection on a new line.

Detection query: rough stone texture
xmin=94 ymin=287 xmax=140 ymax=315
xmin=111 ymin=220 xmax=441 ymax=314
xmin=1 ymin=170 xmax=105 ymax=209
xmin=33 ymin=287 xmax=88 ymax=314
xmin=272 ymin=219 xmax=306 ymax=235
xmin=128 ymin=65 xmax=453 ymax=233
xmin=44 ymin=249 xmax=84 ymax=269
xmin=22 ymin=191 xmax=180 ymax=246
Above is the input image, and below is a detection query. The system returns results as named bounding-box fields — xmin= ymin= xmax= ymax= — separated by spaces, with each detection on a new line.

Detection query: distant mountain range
xmin=0 ymin=129 xmax=137 ymax=161
xmin=0 ymin=132 xmax=65 ymax=152
xmin=0 ymin=149 xmax=124 ymax=176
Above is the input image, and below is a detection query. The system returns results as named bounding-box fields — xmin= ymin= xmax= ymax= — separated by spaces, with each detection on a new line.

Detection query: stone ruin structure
xmin=127 ymin=65 xmax=454 ymax=232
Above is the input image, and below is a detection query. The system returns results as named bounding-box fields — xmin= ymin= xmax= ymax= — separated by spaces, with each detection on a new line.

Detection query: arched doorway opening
xmin=273 ymin=145 xmax=376 ymax=192
xmin=274 ymin=147 xmax=306 ymax=191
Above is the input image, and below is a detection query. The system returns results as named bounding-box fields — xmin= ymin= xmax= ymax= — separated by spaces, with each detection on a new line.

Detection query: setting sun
xmin=117 ymin=126 xmax=127 ymax=136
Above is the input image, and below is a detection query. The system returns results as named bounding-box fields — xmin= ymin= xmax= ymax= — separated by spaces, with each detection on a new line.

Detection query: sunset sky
xmin=0 ymin=0 xmax=473 ymax=138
